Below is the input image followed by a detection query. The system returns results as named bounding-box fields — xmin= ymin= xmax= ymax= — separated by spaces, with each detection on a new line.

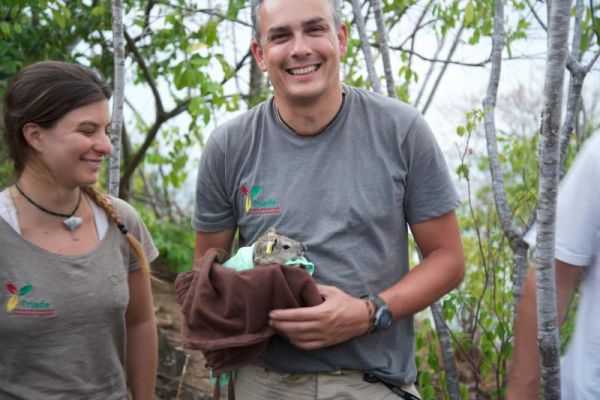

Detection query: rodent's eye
xmin=283 ymin=245 xmax=290 ymax=250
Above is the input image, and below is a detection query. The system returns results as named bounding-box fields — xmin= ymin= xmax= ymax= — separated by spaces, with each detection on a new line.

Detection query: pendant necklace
xmin=14 ymin=184 xmax=83 ymax=231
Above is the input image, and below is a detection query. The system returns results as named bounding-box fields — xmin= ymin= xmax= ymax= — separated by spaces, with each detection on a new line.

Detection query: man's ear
xmin=22 ymin=123 xmax=44 ymax=152
xmin=338 ymin=23 xmax=348 ymax=56
xmin=251 ymin=39 xmax=268 ymax=72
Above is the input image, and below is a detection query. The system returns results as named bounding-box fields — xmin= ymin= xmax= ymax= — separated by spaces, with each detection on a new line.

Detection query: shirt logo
xmin=241 ymin=185 xmax=281 ymax=216
xmin=5 ymin=282 xmax=55 ymax=317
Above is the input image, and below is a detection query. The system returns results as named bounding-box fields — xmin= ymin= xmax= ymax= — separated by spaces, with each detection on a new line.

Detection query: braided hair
xmin=81 ymin=186 xmax=150 ymax=276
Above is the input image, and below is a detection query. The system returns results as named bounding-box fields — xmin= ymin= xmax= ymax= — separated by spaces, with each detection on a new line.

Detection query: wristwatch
xmin=361 ymin=294 xmax=393 ymax=332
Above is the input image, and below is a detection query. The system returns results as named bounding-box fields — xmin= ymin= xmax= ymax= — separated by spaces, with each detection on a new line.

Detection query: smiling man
xmin=192 ymin=0 xmax=464 ymax=399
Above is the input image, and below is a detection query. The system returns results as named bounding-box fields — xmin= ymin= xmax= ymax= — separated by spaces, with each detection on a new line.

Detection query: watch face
xmin=375 ymin=308 xmax=392 ymax=330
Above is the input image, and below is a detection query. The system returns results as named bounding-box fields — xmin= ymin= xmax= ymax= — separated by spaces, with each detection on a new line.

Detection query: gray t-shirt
xmin=0 ymin=197 xmax=158 ymax=399
xmin=193 ymin=86 xmax=459 ymax=385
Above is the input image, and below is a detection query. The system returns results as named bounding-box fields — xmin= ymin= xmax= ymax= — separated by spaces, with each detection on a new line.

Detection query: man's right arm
xmin=194 ymin=228 xmax=236 ymax=259
xmin=506 ymin=260 xmax=583 ymax=399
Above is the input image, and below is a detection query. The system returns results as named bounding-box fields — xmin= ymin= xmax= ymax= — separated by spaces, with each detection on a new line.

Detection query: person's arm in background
xmin=194 ymin=228 xmax=236 ymax=259
xmin=506 ymin=260 xmax=583 ymax=399
xmin=268 ymin=210 xmax=465 ymax=349
xmin=125 ymin=269 xmax=158 ymax=400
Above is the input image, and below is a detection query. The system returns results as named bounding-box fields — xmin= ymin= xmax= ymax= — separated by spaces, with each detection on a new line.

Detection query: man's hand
xmin=268 ymin=284 xmax=371 ymax=350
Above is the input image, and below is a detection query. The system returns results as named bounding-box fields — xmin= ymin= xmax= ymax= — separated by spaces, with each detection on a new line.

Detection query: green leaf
xmin=463 ymin=1 xmax=475 ymax=27
xmin=91 ymin=5 xmax=104 ymax=17
xmin=18 ymin=284 xmax=33 ymax=296
xmin=250 ymin=186 xmax=261 ymax=197
xmin=203 ymin=20 xmax=219 ymax=46
xmin=52 ymin=9 xmax=66 ymax=30
xmin=457 ymin=164 xmax=470 ymax=180
xmin=0 ymin=22 xmax=11 ymax=37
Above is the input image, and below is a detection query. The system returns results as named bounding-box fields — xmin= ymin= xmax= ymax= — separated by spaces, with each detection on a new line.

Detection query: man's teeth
xmin=290 ymin=65 xmax=318 ymax=75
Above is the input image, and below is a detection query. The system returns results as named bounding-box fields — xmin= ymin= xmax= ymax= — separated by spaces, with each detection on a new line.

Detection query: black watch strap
xmin=361 ymin=294 xmax=393 ymax=332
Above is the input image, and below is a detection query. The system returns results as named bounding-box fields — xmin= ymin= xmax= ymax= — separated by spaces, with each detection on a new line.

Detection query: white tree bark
xmin=559 ymin=0 xmax=600 ymax=176
xmin=371 ymin=0 xmax=395 ymax=97
xmin=431 ymin=301 xmax=460 ymax=400
xmin=109 ymin=0 xmax=125 ymax=197
xmin=482 ymin=0 xmax=535 ymax=311
xmin=535 ymin=0 xmax=572 ymax=397
xmin=351 ymin=0 xmax=381 ymax=94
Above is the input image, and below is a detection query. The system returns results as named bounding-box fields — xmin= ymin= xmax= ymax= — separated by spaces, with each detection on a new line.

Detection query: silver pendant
xmin=63 ymin=216 xmax=82 ymax=231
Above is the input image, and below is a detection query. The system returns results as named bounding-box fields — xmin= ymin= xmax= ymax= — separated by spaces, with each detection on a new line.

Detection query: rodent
xmin=253 ymin=227 xmax=307 ymax=266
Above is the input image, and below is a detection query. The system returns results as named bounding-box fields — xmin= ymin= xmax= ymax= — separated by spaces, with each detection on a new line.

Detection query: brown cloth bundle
xmin=175 ymin=248 xmax=323 ymax=378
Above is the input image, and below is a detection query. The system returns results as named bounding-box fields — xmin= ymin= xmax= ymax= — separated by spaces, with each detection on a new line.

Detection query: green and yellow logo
xmin=5 ymin=282 xmax=54 ymax=317
xmin=241 ymin=185 xmax=280 ymax=216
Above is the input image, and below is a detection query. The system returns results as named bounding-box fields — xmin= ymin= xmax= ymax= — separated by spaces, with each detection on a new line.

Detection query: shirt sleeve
xmin=553 ymin=135 xmax=600 ymax=267
xmin=402 ymin=112 xmax=461 ymax=224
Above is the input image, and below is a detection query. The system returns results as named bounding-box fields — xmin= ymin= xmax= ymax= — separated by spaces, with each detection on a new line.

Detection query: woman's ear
xmin=22 ymin=123 xmax=43 ymax=152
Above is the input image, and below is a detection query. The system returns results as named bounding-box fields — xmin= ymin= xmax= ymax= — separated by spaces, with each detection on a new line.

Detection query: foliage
xmin=139 ymin=207 xmax=195 ymax=279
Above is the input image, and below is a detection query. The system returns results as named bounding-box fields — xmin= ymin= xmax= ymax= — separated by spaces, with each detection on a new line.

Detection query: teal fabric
xmin=223 ymin=244 xmax=315 ymax=275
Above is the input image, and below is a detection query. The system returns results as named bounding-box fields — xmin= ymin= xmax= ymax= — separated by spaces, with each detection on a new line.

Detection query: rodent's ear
xmin=265 ymin=227 xmax=277 ymax=236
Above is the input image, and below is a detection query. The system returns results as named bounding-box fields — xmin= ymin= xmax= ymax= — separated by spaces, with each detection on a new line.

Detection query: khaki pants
xmin=234 ymin=364 xmax=421 ymax=400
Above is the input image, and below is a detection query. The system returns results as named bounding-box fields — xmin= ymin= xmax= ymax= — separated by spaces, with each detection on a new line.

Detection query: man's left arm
xmin=381 ymin=210 xmax=464 ymax=319
xmin=268 ymin=210 xmax=464 ymax=349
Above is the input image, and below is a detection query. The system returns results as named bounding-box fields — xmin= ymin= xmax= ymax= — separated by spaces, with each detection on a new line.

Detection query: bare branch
xmin=415 ymin=33 xmax=446 ymax=107
xmin=387 ymin=44 xmax=490 ymax=67
xmin=482 ymin=0 xmax=523 ymax=244
xmin=421 ymin=25 xmax=465 ymax=115
xmin=124 ymin=29 xmax=165 ymax=116
xmin=584 ymin=49 xmax=600 ymax=73
xmin=559 ymin=0 xmax=587 ymax=176
xmin=524 ymin=0 xmax=547 ymax=31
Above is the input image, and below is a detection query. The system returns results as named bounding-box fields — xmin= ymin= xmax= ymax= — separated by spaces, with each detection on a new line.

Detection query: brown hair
xmin=2 ymin=60 xmax=111 ymax=176
xmin=250 ymin=0 xmax=342 ymax=43
xmin=2 ymin=61 xmax=150 ymax=275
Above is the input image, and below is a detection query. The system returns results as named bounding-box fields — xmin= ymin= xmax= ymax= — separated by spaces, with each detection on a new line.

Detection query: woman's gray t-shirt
xmin=0 ymin=197 xmax=158 ymax=399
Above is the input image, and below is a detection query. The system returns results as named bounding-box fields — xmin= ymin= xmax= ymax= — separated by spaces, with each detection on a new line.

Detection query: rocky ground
xmin=152 ymin=280 xmax=220 ymax=400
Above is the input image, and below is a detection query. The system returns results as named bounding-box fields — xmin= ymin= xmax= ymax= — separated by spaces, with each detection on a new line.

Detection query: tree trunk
xmin=512 ymin=241 xmax=529 ymax=314
xmin=109 ymin=0 xmax=125 ymax=197
xmin=535 ymin=0 xmax=572 ymax=397
xmin=351 ymin=0 xmax=381 ymax=94
xmin=371 ymin=0 xmax=395 ymax=97
xmin=431 ymin=301 xmax=461 ymax=400
xmin=248 ymin=52 xmax=264 ymax=107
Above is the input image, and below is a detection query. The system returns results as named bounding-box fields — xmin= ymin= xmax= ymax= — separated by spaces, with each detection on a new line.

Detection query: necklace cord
xmin=275 ymin=89 xmax=346 ymax=137
xmin=14 ymin=184 xmax=82 ymax=218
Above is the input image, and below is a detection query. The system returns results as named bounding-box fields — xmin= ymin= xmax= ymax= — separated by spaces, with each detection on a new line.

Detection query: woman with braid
xmin=0 ymin=61 xmax=158 ymax=399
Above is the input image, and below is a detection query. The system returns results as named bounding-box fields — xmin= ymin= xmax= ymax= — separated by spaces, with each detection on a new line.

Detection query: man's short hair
xmin=250 ymin=0 xmax=342 ymax=44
